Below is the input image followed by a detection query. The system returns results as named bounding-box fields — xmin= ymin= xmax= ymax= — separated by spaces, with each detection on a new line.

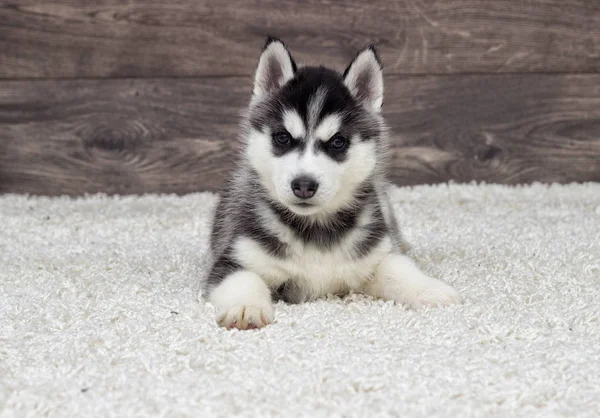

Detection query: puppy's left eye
xmin=329 ymin=134 xmax=348 ymax=150
xmin=273 ymin=131 xmax=293 ymax=146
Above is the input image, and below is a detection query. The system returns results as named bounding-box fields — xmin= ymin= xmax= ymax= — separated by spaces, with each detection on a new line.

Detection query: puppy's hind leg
xmin=363 ymin=253 xmax=461 ymax=309
xmin=208 ymin=270 xmax=274 ymax=330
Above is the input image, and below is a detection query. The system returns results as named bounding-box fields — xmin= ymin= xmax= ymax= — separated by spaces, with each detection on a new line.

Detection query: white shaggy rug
xmin=1 ymin=183 xmax=599 ymax=417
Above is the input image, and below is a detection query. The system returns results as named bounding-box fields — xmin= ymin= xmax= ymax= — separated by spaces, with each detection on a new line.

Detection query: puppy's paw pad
xmin=217 ymin=304 xmax=273 ymax=330
xmin=414 ymin=281 xmax=462 ymax=309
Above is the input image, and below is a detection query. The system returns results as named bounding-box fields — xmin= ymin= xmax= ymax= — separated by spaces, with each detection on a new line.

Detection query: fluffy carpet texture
xmin=1 ymin=183 xmax=599 ymax=417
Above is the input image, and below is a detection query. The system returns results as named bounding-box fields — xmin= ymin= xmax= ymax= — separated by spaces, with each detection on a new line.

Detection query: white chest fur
xmin=233 ymin=230 xmax=392 ymax=299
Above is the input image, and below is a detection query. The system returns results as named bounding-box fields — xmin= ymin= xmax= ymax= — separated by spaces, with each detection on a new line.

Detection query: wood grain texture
xmin=386 ymin=74 xmax=600 ymax=185
xmin=1 ymin=75 xmax=599 ymax=195
xmin=1 ymin=0 xmax=600 ymax=79
xmin=0 ymin=78 xmax=247 ymax=195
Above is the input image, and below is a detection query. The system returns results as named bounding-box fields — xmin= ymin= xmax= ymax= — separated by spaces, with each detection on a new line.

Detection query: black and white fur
xmin=204 ymin=38 xmax=461 ymax=329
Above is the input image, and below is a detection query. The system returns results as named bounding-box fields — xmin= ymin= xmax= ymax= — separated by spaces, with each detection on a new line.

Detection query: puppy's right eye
xmin=273 ymin=131 xmax=292 ymax=146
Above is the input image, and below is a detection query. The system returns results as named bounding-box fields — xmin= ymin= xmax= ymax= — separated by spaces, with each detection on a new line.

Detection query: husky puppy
xmin=204 ymin=38 xmax=461 ymax=329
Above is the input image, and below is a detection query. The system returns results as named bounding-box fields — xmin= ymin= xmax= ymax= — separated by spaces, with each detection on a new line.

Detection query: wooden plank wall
xmin=1 ymin=1 xmax=599 ymax=195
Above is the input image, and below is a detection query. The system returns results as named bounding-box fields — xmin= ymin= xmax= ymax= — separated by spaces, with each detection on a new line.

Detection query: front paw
xmin=208 ymin=271 xmax=274 ymax=330
xmin=217 ymin=304 xmax=274 ymax=330
xmin=412 ymin=279 xmax=462 ymax=309
xmin=367 ymin=254 xmax=462 ymax=310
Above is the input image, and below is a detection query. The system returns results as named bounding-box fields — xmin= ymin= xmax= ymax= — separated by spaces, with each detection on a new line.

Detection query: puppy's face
xmin=245 ymin=39 xmax=385 ymax=216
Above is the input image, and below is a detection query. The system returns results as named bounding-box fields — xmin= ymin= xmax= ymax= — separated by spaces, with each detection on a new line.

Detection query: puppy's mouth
xmin=288 ymin=201 xmax=321 ymax=215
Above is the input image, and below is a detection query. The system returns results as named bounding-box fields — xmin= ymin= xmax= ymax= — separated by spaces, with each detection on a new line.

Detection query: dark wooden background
xmin=1 ymin=1 xmax=599 ymax=195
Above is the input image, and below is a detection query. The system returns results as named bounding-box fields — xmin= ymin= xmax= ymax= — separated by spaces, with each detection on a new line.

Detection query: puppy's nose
xmin=291 ymin=176 xmax=319 ymax=199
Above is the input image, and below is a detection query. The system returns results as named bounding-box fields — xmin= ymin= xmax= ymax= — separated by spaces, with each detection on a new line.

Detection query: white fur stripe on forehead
xmin=283 ymin=109 xmax=306 ymax=139
xmin=253 ymin=40 xmax=296 ymax=98
xmin=343 ymin=47 xmax=384 ymax=112
xmin=315 ymin=113 xmax=342 ymax=141
xmin=307 ymin=86 xmax=327 ymax=129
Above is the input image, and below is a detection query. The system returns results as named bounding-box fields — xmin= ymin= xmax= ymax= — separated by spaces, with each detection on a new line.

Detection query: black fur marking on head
xmin=271 ymin=132 xmax=306 ymax=157
xmin=314 ymin=134 xmax=350 ymax=162
xmin=280 ymin=67 xmax=355 ymax=128
xmin=249 ymin=66 xmax=382 ymax=145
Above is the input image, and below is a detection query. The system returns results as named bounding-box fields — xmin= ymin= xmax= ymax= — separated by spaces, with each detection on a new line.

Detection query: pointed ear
xmin=253 ymin=37 xmax=297 ymax=98
xmin=343 ymin=46 xmax=383 ymax=112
